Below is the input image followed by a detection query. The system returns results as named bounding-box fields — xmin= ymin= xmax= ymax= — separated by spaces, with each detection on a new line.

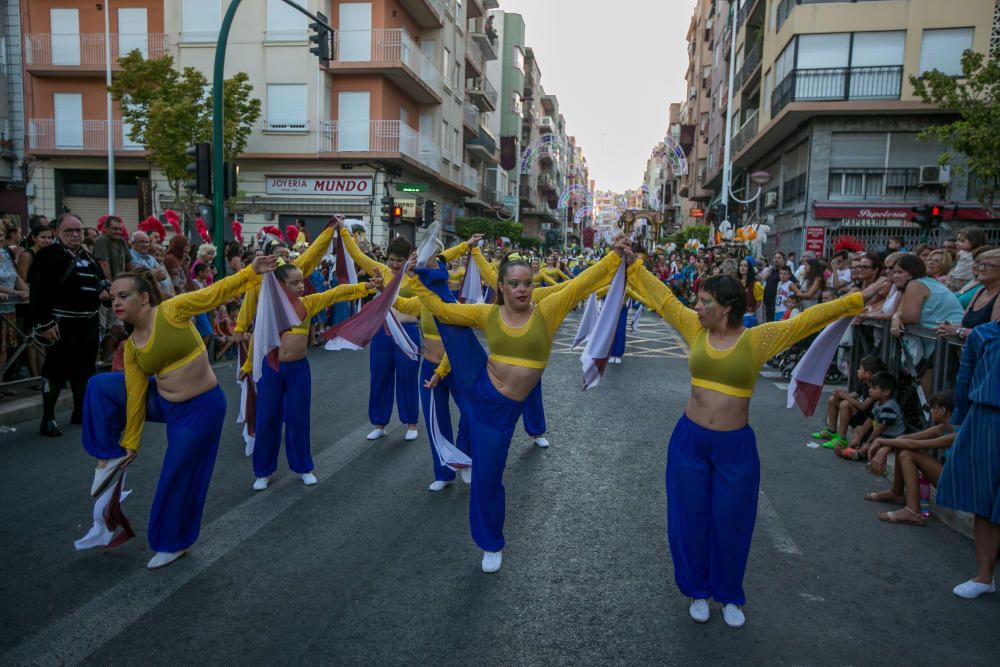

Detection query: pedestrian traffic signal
xmin=381 ymin=196 xmax=395 ymax=224
xmin=223 ymin=161 xmax=239 ymax=199
xmin=309 ymin=12 xmax=332 ymax=66
xmin=424 ymin=200 xmax=437 ymax=225
xmin=185 ymin=143 xmax=212 ymax=198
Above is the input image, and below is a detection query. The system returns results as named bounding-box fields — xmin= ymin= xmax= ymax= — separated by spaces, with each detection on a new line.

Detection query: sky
xmin=497 ymin=0 xmax=696 ymax=194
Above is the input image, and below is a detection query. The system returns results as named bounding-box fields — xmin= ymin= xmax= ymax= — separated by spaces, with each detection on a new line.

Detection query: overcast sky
xmin=497 ymin=0 xmax=696 ymax=193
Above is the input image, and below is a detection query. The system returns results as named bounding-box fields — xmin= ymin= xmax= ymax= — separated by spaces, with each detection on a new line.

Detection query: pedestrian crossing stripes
xmin=552 ymin=310 xmax=689 ymax=359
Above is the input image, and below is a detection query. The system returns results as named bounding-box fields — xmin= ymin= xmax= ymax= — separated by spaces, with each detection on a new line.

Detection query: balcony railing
xmin=317 ymin=120 xmax=440 ymax=173
xmin=771 ymin=65 xmax=903 ymax=116
xmin=28 ymin=119 xmax=143 ymax=152
xmin=465 ymin=39 xmax=484 ymax=74
xmin=24 ymin=33 xmax=166 ymax=66
xmin=461 ymin=163 xmax=478 ymax=193
xmin=828 ymin=167 xmax=924 ymax=201
xmin=463 ymin=102 xmax=479 ymax=131
xmin=734 ymin=40 xmax=762 ymax=91
xmin=467 ymin=125 xmax=498 ymax=155
xmin=332 ymin=29 xmax=441 ymax=94
xmin=732 ymin=110 xmax=759 ymax=154
xmin=467 ymin=77 xmax=498 ymax=111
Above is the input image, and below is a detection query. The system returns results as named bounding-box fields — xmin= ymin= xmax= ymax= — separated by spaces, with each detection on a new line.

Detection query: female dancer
xmin=83 ymin=256 xmax=276 ymax=569
xmin=628 ymin=263 xmax=886 ymax=626
xmin=415 ymin=240 xmax=632 ymax=572
xmin=247 ymin=263 xmax=381 ymax=490
xmin=540 ymin=256 xmax=572 ymax=286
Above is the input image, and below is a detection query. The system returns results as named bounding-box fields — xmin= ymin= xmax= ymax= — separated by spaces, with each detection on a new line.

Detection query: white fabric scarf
xmin=581 ymin=261 xmax=627 ymax=389
xmin=786 ymin=316 xmax=853 ymax=416
xmin=252 ymin=272 xmax=304 ymax=383
xmin=429 ymin=391 xmax=472 ymax=470
xmin=572 ymin=292 xmax=600 ymax=349
xmin=460 ymin=251 xmax=484 ymax=304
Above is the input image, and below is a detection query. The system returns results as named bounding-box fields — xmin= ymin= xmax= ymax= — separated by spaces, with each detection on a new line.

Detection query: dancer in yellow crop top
xmin=245 ymin=262 xmax=380 ymax=491
xmin=412 ymin=237 xmax=635 ymax=573
xmin=628 ymin=263 xmax=889 ymax=626
xmin=80 ymin=256 xmax=277 ymax=570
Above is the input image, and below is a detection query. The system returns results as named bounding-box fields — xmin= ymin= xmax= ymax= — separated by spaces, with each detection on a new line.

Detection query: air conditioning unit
xmin=764 ymin=190 xmax=778 ymax=209
xmin=918 ymin=165 xmax=951 ymax=185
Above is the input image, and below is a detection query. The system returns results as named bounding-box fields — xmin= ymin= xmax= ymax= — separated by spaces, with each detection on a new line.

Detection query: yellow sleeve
xmin=749 ymin=292 xmax=864 ymax=366
xmin=471 ymin=248 xmax=498 ymax=285
xmin=532 ymin=279 xmax=573 ymax=302
xmin=440 ymin=241 xmax=469 ymax=263
xmin=538 ymin=252 xmax=623 ymax=336
xmin=241 ymin=336 xmax=254 ymax=375
xmin=339 ymin=227 xmax=392 ymax=280
xmin=122 ymin=346 xmax=150 ymax=451
xmin=434 ymin=354 xmax=452 ymax=378
xmin=557 ymin=269 xmax=573 ymax=282
xmin=234 ymin=284 xmax=259 ymax=333
xmin=629 ymin=263 xmax=701 ymax=345
xmin=393 ymin=295 xmax=422 ymax=317
xmin=301 ymin=283 xmax=370 ymax=316
xmin=539 ymin=269 xmax=559 ymax=287
xmin=754 ymin=281 xmax=764 ymax=303
xmin=626 ymin=286 xmax=651 ymax=308
xmin=292 ymin=226 xmax=335 ymax=274
xmin=412 ymin=278 xmax=492 ymax=328
xmin=161 ymin=265 xmax=260 ymax=324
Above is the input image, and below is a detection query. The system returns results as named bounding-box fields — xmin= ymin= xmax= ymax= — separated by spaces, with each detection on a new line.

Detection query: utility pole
xmin=720 ymin=1 xmax=738 ymax=225
xmin=104 ymin=0 xmax=116 ymax=215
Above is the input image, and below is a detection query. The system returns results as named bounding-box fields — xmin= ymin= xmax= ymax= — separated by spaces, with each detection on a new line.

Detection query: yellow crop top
xmin=630 ymin=264 xmax=865 ymax=398
xmin=469 ymin=248 xmax=579 ymax=304
xmin=235 ymin=225 xmax=335 ymax=333
xmin=123 ymin=265 xmax=262 ymax=450
xmin=539 ymin=267 xmax=572 ymax=286
xmin=415 ymin=252 xmax=623 ymax=369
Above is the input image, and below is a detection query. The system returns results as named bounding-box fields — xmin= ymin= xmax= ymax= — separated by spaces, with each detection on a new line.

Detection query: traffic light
xmin=392 ymin=204 xmax=404 ymax=224
xmin=223 ymin=162 xmax=239 ymax=199
xmin=424 ymin=200 xmax=437 ymax=225
xmin=185 ymin=143 xmax=212 ymax=197
xmin=931 ymin=204 xmax=943 ymax=225
xmin=309 ymin=12 xmax=331 ymax=66
xmin=911 ymin=204 xmax=932 ymax=227
xmin=381 ymin=196 xmax=395 ymax=224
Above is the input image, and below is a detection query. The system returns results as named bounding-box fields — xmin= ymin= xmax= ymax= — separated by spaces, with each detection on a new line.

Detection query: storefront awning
xmin=813 ymin=201 xmax=997 ymax=222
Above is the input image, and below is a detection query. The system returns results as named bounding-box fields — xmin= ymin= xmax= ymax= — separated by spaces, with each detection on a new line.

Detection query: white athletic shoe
xmin=459 ymin=467 xmax=472 ymax=484
xmin=953 ymin=578 xmax=996 ymax=599
xmin=366 ymin=428 xmax=386 ymax=441
xmin=252 ymin=477 xmax=269 ymax=491
xmin=428 ymin=480 xmax=453 ymax=492
xmin=689 ymin=599 xmax=710 ymax=623
xmin=91 ymin=456 xmax=128 ymax=496
xmin=481 ymin=550 xmax=503 ymax=573
xmin=301 ymin=472 xmax=318 ymax=486
xmin=404 ymin=428 xmax=419 ymax=441
xmin=722 ymin=604 xmax=746 ymax=628
xmin=147 ymin=550 xmax=186 ymax=570
xmin=532 ymin=436 xmax=550 ymax=448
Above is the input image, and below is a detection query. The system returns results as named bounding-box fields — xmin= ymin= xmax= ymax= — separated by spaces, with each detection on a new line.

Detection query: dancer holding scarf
xmin=628 ymin=264 xmax=888 ymax=626
xmin=82 ymin=257 xmax=277 ymax=570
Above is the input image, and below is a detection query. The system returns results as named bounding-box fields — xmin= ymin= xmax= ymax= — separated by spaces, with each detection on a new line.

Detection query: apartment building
xmin=21 ymin=0 xmax=165 ymax=224
xmin=462 ymin=0 xmax=503 ymax=222
xmin=729 ymin=0 xmax=999 ymax=253
xmin=677 ymin=0 xmax=717 ymax=225
xmin=1 ymin=1 xmax=26 ymax=221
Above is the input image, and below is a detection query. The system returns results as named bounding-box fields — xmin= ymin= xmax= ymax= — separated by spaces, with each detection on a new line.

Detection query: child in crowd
xmin=782 ymin=294 xmax=802 ymax=320
xmin=821 ymin=288 xmax=838 ymax=304
xmin=774 ymin=265 xmax=795 ymax=321
xmin=839 ymin=372 xmax=905 ymax=461
xmin=813 ymin=355 xmax=885 ymax=448
xmin=865 ymin=391 xmax=957 ymax=526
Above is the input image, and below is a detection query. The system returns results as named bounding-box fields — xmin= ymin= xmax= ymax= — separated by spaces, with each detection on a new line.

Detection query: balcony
xmin=537 ymin=173 xmax=556 ymax=193
xmin=827 ymin=167 xmax=925 ymax=202
xmin=27 ymin=119 xmax=144 ymax=154
xmin=317 ymin=120 xmax=440 ymax=175
xmin=329 ymin=29 xmax=442 ymax=104
xmin=732 ymin=110 xmax=759 ymax=154
xmin=467 ymin=77 xmax=498 ymax=112
xmin=468 ymin=0 xmax=486 ymax=19
xmin=771 ymin=65 xmax=903 ymax=116
xmin=466 ymin=125 xmax=498 ymax=163
xmin=23 ymin=33 xmax=166 ymax=75
xmin=734 ymin=41 xmax=762 ymax=92
xmin=461 ymin=163 xmax=479 ymax=194
xmin=465 ymin=40 xmax=483 ymax=79
xmin=470 ymin=31 xmax=498 ymax=61
xmin=398 ymin=0 xmax=445 ymax=28
xmin=538 ymin=117 xmax=554 ymax=134
xmin=463 ymin=103 xmax=480 ymax=137
xmin=735 ymin=0 xmax=763 ymax=33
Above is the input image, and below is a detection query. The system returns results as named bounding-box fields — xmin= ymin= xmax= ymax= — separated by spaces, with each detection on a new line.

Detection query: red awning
xmin=813 ymin=201 xmax=997 ymax=222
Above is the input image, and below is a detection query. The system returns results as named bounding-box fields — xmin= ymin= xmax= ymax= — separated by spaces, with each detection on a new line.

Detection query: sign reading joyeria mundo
xmin=265 ymin=176 xmax=374 ymax=196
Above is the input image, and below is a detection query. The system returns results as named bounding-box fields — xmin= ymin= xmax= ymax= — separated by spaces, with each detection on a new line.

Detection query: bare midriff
xmin=685 ymin=386 xmax=750 ymax=431
xmin=278 ymin=332 xmax=310 ymax=363
xmin=487 ymin=359 xmax=543 ymax=402
xmin=154 ymin=353 xmax=218 ymax=402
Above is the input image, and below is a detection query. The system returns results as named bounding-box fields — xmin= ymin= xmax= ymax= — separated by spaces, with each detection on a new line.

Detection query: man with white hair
xmin=130 ymin=231 xmax=172 ymax=296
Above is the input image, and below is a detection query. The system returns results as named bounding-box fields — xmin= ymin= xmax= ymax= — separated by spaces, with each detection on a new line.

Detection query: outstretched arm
xmin=470 ymin=247 xmax=498 ymax=285
xmin=628 ymin=263 xmax=701 ymax=345
xmin=300 ymin=283 xmax=372 ymax=317
xmin=749 ymin=292 xmax=864 ymax=365
xmin=412 ymin=273 xmax=492 ymax=329
xmin=339 ymin=226 xmax=392 ymax=280
xmin=292 ymin=225 xmax=335 ymax=275
xmin=162 ymin=263 xmax=268 ymax=324
xmin=537 ymin=252 xmax=623 ymax=336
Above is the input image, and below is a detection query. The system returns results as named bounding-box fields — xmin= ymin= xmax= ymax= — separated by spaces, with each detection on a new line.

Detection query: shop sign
xmin=836 ymin=219 xmax=918 ymax=229
xmin=805 ymin=226 xmax=825 ymax=254
xmin=265 ymin=176 xmax=374 ymax=196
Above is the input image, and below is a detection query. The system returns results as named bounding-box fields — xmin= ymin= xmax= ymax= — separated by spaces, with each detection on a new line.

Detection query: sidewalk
xmin=0 ymin=386 xmax=71 ymax=431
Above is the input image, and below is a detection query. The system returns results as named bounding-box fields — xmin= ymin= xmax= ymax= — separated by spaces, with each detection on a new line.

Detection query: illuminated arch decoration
xmin=558 ymin=184 xmax=593 ymax=209
xmin=520 ymin=133 xmax=568 ymax=174
xmin=573 ymin=205 xmax=594 ymax=226
xmin=654 ymin=135 xmax=688 ymax=177
xmin=638 ymin=184 xmax=661 ymax=210
xmin=618 ymin=209 xmax=666 ymax=250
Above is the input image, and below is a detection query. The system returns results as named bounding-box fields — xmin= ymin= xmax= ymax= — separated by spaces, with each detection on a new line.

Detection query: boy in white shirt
xmin=774 ymin=265 xmax=795 ymax=321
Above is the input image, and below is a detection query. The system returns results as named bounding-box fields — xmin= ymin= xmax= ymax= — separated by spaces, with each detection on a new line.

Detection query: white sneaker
xmin=366 ymin=428 xmax=386 ymax=441
xmin=481 ymin=550 xmax=503 ymax=573
xmin=404 ymin=428 xmax=419 ymax=441
xmin=147 ymin=550 xmax=186 ymax=570
xmin=953 ymin=578 xmax=996 ymax=599
xmin=252 ymin=477 xmax=268 ymax=491
xmin=91 ymin=455 xmax=128 ymax=496
xmin=532 ymin=436 xmax=550 ymax=448
xmin=301 ymin=472 xmax=318 ymax=486
xmin=428 ymin=480 xmax=453 ymax=492
xmin=459 ymin=467 xmax=472 ymax=484
xmin=722 ymin=604 xmax=746 ymax=628
xmin=689 ymin=599 xmax=710 ymax=623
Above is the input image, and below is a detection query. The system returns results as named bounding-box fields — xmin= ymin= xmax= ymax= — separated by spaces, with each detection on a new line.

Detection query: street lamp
xmin=729 ymin=169 xmax=772 ymax=206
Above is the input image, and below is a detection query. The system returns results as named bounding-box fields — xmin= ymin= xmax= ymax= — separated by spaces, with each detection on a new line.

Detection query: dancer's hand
xmin=424 ymin=374 xmax=441 ymax=390
xmin=366 ymin=270 xmax=384 ymax=291
xmin=327 ymin=215 xmax=344 ymax=231
xmin=466 ymin=234 xmax=484 ymax=249
xmin=251 ymin=255 xmax=278 ymax=275
xmin=860 ymin=277 xmax=890 ymax=304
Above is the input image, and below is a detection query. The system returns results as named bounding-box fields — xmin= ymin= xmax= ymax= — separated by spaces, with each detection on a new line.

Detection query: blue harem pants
xmin=419 ymin=357 xmax=472 ymax=482
xmin=520 ymin=380 xmax=546 ymax=437
xmin=610 ymin=304 xmax=628 ymax=358
xmin=368 ymin=323 xmax=421 ymax=426
xmin=253 ymin=357 xmax=313 ymax=478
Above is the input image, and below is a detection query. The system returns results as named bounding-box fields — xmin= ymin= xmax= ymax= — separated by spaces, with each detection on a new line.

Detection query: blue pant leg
xmin=708 ymin=427 xmax=760 ymax=605
xmin=666 ymin=417 xmax=713 ymax=600
xmin=420 ymin=359 xmax=457 ymax=482
xmin=521 ymin=380 xmax=547 ymax=436
xmin=82 ymin=372 xmax=164 ymax=459
xmin=394 ymin=323 xmax=421 ymax=425
xmin=253 ymin=363 xmax=284 ymax=478
xmin=282 ymin=359 xmax=314 ymax=474
xmin=147 ymin=386 xmax=226 ymax=552
xmin=610 ymin=305 xmax=628 ymax=357
xmin=452 ymin=383 xmax=472 ymax=458
xmin=368 ymin=329 xmax=396 ymax=426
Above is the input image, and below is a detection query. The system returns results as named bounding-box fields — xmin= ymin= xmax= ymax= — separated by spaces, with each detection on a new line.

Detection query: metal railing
xmin=733 ymin=110 xmax=759 ymax=154
xmin=24 ymin=32 xmax=166 ymax=66
xmin=317 ymin=120 xmax=440 ymax=173
xmin=463 ymin=102 xmax=479 ymax=130
xmin=468 ymin=77 xmax=499 ymax=108
xmin=734 ymin=40 xmax=762 ymax=91
xmin=461 ymin=163 xmax=478 ymax=192
xmin=465 ymin=39 xmax=483 ymax=71
xmin=27 ymin=119 xmax=143 ymax=152
xmin=467 ymin=125 xmax=498 ymax=155
xmin=827 ymin=167 xmax=923 ymax=201
xmin=772 ymin=65 xmax=903 ymax=115
xmin=332 ymin=29 xmax=442 ymax=94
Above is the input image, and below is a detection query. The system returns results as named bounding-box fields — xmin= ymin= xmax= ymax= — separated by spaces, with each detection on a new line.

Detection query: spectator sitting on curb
xmin=813 ymin=356 xmax=885 ymax=449
xmin=839 ymin=372 xmax=904 ymax=461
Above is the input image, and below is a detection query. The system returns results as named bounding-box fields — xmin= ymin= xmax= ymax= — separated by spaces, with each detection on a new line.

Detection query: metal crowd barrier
xmin=0 ymin=297 xmax=45 ymax=391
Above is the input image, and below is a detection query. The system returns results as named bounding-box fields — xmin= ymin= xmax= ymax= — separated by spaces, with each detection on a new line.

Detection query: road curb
xmin=885 ymin=457 xmax=973 ymax=539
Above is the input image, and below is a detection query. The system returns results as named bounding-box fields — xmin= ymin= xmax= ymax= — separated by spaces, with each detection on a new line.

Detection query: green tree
xmin=110 ymin=51 xmax=262 ymax=205
xmin=910 ymin=50 xmax=1000 ymax=213
xmin=455 ymin=217 xmax=523 ymax=242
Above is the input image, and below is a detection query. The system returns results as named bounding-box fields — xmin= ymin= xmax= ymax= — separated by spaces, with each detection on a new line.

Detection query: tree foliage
xmin=910 ymin=50 xmax=1000 ymax=213
xmin=669 ymin=224 xmax=711 ymax=247
xmin=455 ymin=217 xmax=523 ymax=241
xmin=110 ymin=51 xmax=262 ymax=203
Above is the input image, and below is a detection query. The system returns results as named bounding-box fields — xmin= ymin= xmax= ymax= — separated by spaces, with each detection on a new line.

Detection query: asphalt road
xmin=1 ymin=313 xmax=998 ymax=666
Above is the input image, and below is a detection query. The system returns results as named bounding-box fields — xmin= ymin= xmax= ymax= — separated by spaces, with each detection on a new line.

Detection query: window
xmin=774 ymin=40 xmax=794 ymax=84
xmin=117 ymin=8 xmax=149 ymax=58
xmin=512 ymin=46 xmax=524 ymax=73
xmin=337 ymin=92 xmax=370 ymax=151
xmin=339 ymin=3 xmax=372 ymax=61
xmin=267 ymin=84 xmax=308 ymax=131
xmin=400 ymin=107 xmax=409 ymax=127
xmin=442 ymin=47 xmax=452 ymax=90
xmin=453 ymin=59 xmax=461 ymax=90
xmin=50 ymin=8 xmax=80 ymax=66
xmin=53 ymin=93 xmax=83 ymax=148
xmin=442 ymin=120 xmax=452 ymax=161
xmin=919 ymin=28 xmax=974 ymax=76
xmin=797 ymin=33 xmax=850 ymax=69
xmin=266 ymin=0 xmax=308 ymax=41
xmin=851 ymin=31 xmax=905 ymax=67
xmin=511 ymin=91 xmax=523 ymax=114
xmin=182 ymin=0 xmax=221 ymax=42
xmin=453 ymin=128 xmax=460 ymax=161
xmin=781 ymin=141 xmax=809 ymax=207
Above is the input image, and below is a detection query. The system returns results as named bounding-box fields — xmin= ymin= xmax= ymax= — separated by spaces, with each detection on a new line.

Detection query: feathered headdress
xmin=285 ymin=225 xmax=299 ymax=244
xmin=162 ymin=210 xmax=182 ymax=236
xmin=834 ymin=235 xmax=865 ymax=253
xmin=138 ymin=216 xmax=166 ymax=240
xmin=195 ymin=217 xmax=212 ymax=243
xmin=261 ymin=225 xmax=284 ymax=240
xmin=232 ymin=219 xmax=243 ymax=245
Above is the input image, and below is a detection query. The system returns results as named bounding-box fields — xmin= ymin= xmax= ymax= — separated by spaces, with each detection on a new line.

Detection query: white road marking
xmin=757 ymin=489 xmax=804 ymax=556
xmin=3 ymin=421 xmax=383 ymax=666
